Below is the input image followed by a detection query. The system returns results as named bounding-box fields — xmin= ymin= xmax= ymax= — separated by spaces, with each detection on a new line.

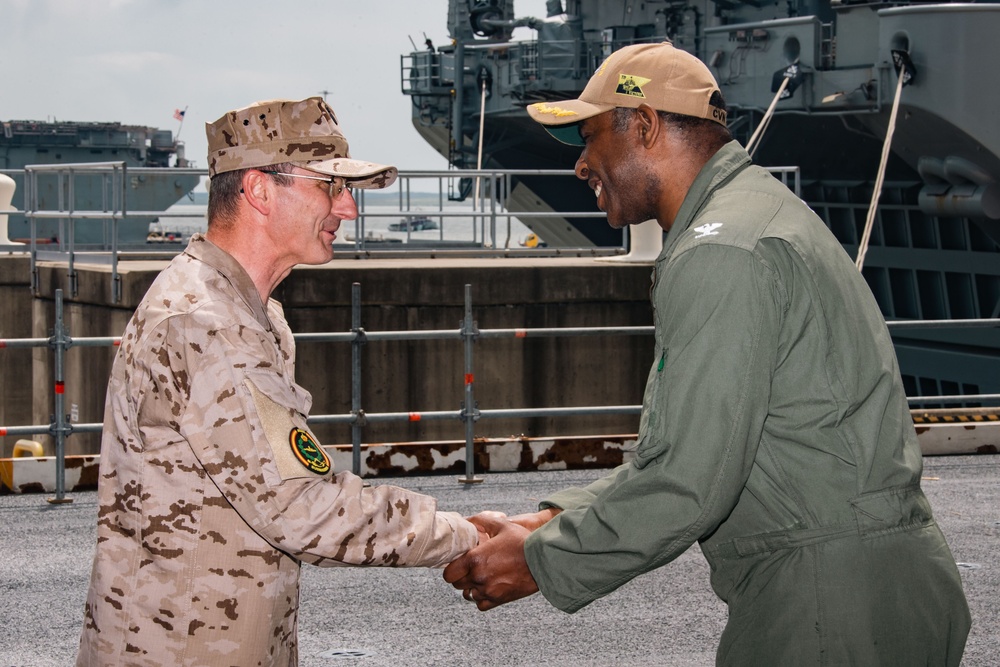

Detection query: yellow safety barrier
xmin=13 ymin=439 xmax=44 ymax=457
xmin=1 ymin=440 xmax=44 ymax=492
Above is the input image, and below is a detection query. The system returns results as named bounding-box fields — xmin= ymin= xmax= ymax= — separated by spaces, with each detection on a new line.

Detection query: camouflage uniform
xmin=204 ymin=96 xmax=397 ymax=187
xmin=77 ymin=235 xmax=477 ymax=666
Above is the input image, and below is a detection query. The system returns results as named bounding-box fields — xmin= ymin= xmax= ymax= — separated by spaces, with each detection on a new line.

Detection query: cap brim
xmin=526 ymin=99 xmax=614 ymax=146
xmin=542 ymin=124 xmax=585 ymax=147
xmin=303 ymin=157 xmax=398 ymax=190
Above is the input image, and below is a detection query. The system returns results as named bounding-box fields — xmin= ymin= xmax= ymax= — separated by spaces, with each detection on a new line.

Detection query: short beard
xmin=602 ymin=117 xmax=662 ymax=228
xmin=603 ymin=164 xmax=662 ymax=229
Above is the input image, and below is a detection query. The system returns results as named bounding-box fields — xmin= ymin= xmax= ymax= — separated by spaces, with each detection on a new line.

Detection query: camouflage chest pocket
xmin=634 ymin=348 xmax=669 ymax=469
xmin=239 ymin=368 xmax=333 ymax=483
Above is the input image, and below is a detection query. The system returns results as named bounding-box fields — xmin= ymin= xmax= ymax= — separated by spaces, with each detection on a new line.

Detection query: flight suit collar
xmin=659 ymin=140 xmax=752 ymax=263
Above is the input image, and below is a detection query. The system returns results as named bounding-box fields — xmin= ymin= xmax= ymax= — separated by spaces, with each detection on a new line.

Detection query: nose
xmin=332 ymin=189 xmax=359 ymax=221
xmin=574 ymin=153 xmax=589 ymax=180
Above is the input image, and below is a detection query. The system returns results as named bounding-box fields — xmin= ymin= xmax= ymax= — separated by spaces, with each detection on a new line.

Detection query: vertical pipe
xmin=356 ymin=189 xmax=366 ymax=249
xmin=48 ymin=288 xmax=72 ymax=504
xmin=111 ymin=167 xmax=121 ymax=303
xmin=351 ymin=282 xmax=363 ymax=476
xmin=438 ymin=177 xmax=445 ymax=241
xmin=28 ymin=171 xmax=38 ymax=295
xmin=452 ymin=40 xmax=466 ymax=167
xmin=489 ymin=173 xmax=497 ymax=248
xmin=452 ymin=41 xmax=469 ymax=241
xmin=474 ymin=77 xmax=487 ymax=246
xmin=353 ymin=188 xmax=362 ymax=252
xmin=67 ymin=168 xmax=77 ymax=296
xmin=57 ymin=169 xmax=65 ymax=253
xmin=459 ymin=284 xmax=483 ymax=484
xmin=504 ymin=172 xmax=512 ymax=249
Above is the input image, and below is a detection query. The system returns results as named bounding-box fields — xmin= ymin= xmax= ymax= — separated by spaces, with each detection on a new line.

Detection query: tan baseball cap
xmin=205 ymin=96 xmax=397 ymax=189
xmin=526 ymin=41 xmax=727 ymax=145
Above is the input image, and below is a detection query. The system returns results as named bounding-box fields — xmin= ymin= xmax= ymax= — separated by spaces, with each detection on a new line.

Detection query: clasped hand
xmin=443 ymin=508 xmax=560 ymax=611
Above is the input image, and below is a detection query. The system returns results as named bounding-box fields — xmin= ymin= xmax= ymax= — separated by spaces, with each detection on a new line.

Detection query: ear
xmin=241 ymin=169 xmax=272 ymax=217
xmin=634 ymin=103 xmax=660 ymax=149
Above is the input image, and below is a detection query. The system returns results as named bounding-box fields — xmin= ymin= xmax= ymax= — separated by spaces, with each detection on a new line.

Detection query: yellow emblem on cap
xmin=615 ymin=74 xmax=651 ymax=98
xmin=531 ymin=102 xmax=578 ymax=117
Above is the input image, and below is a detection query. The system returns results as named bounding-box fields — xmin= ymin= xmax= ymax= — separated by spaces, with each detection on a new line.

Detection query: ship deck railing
xmin=403 ymin=35 xmax=672 ymax=98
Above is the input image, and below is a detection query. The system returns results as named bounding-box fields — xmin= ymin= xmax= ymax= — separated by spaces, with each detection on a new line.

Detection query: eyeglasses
xmin=263 ymin=171 xmax=350 ymax=198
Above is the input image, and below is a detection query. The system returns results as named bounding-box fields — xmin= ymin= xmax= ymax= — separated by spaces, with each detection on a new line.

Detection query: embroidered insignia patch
xmin=531 ymin=102 xmax=579 ymax=117
xmin=289 ymin=427 xmax=330 ymax=474
xmin=615 ymin=74 xmax=651 ymax=98
xmin=693 ymin=222 xmax=723 ymax=238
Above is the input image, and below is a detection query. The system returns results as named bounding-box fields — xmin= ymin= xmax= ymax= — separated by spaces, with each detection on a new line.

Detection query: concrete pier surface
xmin=1 ymin=454 xmax=997 ymax=666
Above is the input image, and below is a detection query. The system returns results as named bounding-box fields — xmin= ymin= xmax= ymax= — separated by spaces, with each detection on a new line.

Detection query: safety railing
xmin=2 ymin=286 xmax=998 ymax=504
xmin=2 ymin=164 xmax=803 ymax=304
xmin=4 ymin=164 xmax=626 ymax=303
xmin=5 ymin=163 xmax=205 ymax=303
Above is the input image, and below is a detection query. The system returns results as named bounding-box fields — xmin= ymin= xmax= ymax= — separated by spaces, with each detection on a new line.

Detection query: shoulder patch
xmin=244 ymin=377 xmax=331 ymax=481
xmin=289 ymin=427 xmax=330 ymax=475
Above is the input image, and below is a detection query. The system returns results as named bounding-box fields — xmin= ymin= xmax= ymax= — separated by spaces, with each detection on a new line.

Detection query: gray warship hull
xmin=1 ymin=119 xmax=201 ymax=245
xmin=402 ymin=0 xmax=1000 ymax=401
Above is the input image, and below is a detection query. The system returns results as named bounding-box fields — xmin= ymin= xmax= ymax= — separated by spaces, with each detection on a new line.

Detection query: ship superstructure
xmin=401 ymin=0 xmax=1000 ymax=401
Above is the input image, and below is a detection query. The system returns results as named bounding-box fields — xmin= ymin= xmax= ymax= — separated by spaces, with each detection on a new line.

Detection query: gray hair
xmin=207 ymin=162 xmax=297 ymax=228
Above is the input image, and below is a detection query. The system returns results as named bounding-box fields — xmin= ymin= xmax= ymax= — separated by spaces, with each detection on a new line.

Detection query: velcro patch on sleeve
xmin=244 ymin=377 xmax=331 ymax=480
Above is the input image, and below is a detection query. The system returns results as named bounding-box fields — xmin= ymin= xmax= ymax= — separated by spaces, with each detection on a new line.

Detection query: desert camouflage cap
xmin=206 ymin=96 xmax=397 ymax=189
xmin=526 ymin=41 xmax=727 ymax=145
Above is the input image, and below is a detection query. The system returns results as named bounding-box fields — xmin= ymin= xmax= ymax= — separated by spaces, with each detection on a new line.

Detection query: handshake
xmin=443 ymin=507 xmax=562 ymax=610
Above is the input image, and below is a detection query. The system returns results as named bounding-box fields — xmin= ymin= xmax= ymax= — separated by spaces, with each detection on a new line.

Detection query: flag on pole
xmin=173 ymin=108 xmax=186 ymax=121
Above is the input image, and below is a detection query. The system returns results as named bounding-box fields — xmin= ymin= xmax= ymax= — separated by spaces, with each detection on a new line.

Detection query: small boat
xmin=343 ymin=230 xmax=402 ymax=244
xmin=388 ymin=215 xmax=439 ymax=232
xmin=146 ymin=228 xmax=183 ymax=244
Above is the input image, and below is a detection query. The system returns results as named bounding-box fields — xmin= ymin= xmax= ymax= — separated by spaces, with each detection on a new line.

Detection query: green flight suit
xmin=523 ymin=141 xmax=971 ymax=665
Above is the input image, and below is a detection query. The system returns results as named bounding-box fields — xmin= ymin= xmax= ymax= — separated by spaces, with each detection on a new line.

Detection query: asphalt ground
xmin=1 ymin=455 xmax=997 ymax=667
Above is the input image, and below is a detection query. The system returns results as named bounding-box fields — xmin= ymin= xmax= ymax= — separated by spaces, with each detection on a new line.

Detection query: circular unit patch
xmin=289 ymin=427 xmax=331 ymax=474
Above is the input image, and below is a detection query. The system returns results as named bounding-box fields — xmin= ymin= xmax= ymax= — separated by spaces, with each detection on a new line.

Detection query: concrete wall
xmin=7 ymin=255 xmax=656 ymax=456
xmin=0 ymin=256 xmax=33 ymax=457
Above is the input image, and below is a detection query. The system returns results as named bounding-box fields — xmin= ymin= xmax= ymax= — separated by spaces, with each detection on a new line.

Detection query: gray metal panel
xmin=877 ymin=4 xmax=1000 ymax=170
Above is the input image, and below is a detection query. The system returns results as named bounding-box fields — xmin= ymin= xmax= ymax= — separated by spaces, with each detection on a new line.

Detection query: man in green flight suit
xmin=444 ymin=42 xmax=971 ymax=665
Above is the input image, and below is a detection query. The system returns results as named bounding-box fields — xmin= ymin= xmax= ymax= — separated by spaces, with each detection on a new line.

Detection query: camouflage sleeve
xmin=148 ymin=305 xmax=477 ymax=568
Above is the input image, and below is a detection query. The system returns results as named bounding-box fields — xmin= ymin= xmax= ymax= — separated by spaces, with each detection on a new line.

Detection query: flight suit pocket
xmin=634 ymin=348 xmax=668 ymax=469
xmin=850 ymin=484 xmax=933 ymax=537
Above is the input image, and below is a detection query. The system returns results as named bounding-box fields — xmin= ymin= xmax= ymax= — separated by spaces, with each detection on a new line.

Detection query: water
xmin=151 ymin=199 xmax=535 ymax=249
xmin=147 ymin=203 xmax=206 ymax=243
xmin=345 ymin=202 xmax=534 ymax=248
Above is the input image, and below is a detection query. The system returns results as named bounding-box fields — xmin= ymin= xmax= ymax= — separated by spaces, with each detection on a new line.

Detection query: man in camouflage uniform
xmin=77 ymin=97 xmax=479 ymax=667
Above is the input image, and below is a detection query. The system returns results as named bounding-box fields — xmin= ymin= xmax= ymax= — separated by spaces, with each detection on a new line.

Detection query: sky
xmin=1 ymin=0 xmax=550 ymax=178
